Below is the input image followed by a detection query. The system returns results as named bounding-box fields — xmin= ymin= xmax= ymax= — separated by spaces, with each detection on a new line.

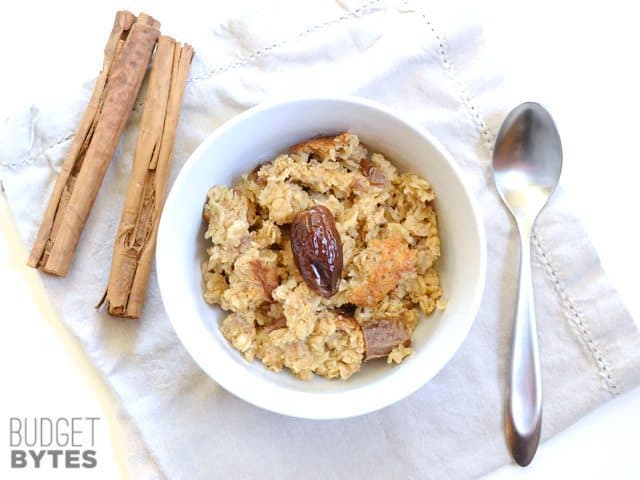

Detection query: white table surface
xmin=1 ymin=1 xmax=639 ymax=478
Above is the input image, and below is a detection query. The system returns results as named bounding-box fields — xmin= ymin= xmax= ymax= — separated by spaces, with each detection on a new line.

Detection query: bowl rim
xmin=157 ymin=95 xmax=487 ymax=419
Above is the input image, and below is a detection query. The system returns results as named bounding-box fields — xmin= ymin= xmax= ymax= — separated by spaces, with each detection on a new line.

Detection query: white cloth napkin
xmin=2 ymin=1 xmax=640 ymax=478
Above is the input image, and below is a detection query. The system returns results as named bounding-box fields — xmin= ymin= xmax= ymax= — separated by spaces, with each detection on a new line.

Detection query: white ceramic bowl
xmin=157 ymin=96 xmax=486 ymax=419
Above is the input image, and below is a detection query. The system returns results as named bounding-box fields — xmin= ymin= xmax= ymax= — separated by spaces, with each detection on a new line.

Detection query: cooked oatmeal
xmin=202 ymin=132 xmax=442 ymax=380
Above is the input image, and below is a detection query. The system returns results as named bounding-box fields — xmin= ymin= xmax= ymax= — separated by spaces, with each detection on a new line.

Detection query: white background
xmin=1 ymin=1 xmax=639 ymax=478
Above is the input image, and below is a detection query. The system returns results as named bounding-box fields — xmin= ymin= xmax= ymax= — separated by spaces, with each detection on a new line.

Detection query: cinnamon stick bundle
xmin=28 ymin=11 xmax=160 ymax=276
xmin=100 ymin=37 xmax=194 ymax=318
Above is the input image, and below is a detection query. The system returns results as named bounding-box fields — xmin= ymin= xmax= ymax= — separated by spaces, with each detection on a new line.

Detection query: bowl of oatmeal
xmin=157 ymin=96 xmax=486 ymax=419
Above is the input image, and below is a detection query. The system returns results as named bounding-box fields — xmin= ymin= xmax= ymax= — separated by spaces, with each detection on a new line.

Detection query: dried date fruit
xmin=360 ymin=158 xmax=386 ymax=185
xmin=291 ymin=205 xmax=343 ymax=297
xmin=362 ymin=320 xmax=410 ymax=360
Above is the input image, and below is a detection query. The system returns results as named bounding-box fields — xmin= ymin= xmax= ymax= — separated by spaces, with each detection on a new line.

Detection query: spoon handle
xmin=506 ymin=227 xmax=542 ymax=466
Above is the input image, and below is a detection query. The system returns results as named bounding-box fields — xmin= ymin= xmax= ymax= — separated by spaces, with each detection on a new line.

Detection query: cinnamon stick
xmin=100 ymin=37 xmax=194 ymax=318
xmin=28 ymin=11 xmax=160 ymax=276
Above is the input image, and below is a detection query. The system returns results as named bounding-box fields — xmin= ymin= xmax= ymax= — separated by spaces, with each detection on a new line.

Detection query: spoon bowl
xmin=494 ymin=103 xmax=562 ymax=221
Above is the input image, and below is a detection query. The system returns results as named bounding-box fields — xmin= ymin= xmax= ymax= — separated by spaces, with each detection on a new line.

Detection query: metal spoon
xmin=492 ymin=102 xmax=562 ymax=466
